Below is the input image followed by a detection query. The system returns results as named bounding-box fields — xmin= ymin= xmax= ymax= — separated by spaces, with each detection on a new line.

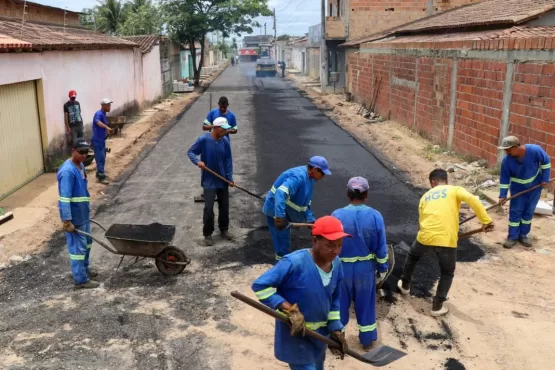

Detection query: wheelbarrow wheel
xmin=155 ymin=246 xmax=189 ymax=276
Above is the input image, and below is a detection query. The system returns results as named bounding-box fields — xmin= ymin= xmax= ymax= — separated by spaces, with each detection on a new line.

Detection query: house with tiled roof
xmin=341 ymin=0 xmax=555 ymax=172
xmin=0 ymin=0 xmax=178 ymax=199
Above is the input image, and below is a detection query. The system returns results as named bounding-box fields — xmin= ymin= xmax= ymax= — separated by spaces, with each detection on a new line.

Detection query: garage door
xmin=0 ymin=80 xmax=44 ymax=199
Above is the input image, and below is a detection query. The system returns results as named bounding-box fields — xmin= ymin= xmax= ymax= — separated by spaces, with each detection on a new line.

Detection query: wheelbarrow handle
xmin=90 ymin=219 xmax=108 ymax=232
xmin=74 ymin=229 xmax=119 ymax=255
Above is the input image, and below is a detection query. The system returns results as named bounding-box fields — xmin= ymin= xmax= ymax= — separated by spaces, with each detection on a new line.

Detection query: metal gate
xmin=0 ymin=80 xmax=44 ymax=199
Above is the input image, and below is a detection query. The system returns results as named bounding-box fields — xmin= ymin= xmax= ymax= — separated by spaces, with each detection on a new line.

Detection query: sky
xmin=39 ymin=0 xmax=321 ymax=38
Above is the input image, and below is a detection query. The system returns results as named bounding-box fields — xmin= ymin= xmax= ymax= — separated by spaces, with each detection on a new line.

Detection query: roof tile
xmin=121 ymin=35 xmax=161 ymax=54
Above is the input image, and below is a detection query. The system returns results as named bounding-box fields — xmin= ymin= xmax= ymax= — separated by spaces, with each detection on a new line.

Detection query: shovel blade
xmin=394 ymin=241 xmax=411 ymax=255
xmin=362 ymin=345 xmax=407 ymax=367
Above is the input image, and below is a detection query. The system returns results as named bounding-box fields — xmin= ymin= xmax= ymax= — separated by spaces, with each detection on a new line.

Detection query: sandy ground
xmin=0 ymin=66 xmax=229 ymax=266
xmin=280 ymin=73 xmax=555 ymax=369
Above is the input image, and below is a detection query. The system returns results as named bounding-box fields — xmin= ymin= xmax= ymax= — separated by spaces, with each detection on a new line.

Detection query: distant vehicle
xmin=256 ymin=58 xmax=277 ymax=77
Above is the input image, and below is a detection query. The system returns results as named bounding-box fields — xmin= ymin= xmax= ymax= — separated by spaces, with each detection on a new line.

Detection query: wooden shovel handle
xmin=202 ymin=166 xmax=263 ymax=200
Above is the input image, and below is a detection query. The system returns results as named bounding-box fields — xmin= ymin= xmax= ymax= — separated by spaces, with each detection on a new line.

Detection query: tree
xmin=276 ymin=34 xmax=291 ymax=41
xmin=80 ymin=8 xmax=98 ymax=29
xmin=216 ymin=41 xmax=231 ymax=58
xmin=95 ymin=0 xmax=126 ymax=35
xmin=162 ymin=0 xmax=272 ymax=86
xmin=231 ymin=37 xmax=238 ymax=51
xmin=119 ymin=2 xmax=162 ymax=35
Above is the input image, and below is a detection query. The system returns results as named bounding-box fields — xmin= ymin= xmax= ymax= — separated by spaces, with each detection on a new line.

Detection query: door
xmin=188 ymin=55 xmax=194 ymax=79
xmin=0 ymin=80 xmax=44 ymax=199
xmin=301 ymin=52 xmax=306 ymax=74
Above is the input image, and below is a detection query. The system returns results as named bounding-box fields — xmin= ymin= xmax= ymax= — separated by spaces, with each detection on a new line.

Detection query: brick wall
xmin=347 ymin=0 xmax=483 ymax=40
xmin=0 ymin=0 xmax=80 ymax=26
xmin=348 ymin=37 xmax=555 ymax=173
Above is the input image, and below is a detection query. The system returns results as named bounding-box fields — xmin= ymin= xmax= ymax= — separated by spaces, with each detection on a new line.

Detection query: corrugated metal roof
xmin=121 ymin=35 xmax=161 ymax=54
xmin=342 ymin=0 xmax=555 ymax=47
xmin=0 ymin=19 xmax=137 ymax=51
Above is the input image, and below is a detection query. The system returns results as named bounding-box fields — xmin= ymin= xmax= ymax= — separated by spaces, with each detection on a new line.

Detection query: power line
xmin=277 ymin=0 xmax=294 ymax=12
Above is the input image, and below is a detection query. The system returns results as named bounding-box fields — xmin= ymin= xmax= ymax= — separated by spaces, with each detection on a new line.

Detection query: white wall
xmin=0 ymin=48 xmax=146 ymax=149
xmin=142 ymin=45 xmax=163 ymax=104
xmin=291 ymin=47 xmax=306 ymax=72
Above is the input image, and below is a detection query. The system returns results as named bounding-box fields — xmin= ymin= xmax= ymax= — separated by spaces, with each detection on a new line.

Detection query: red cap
xmin=312 ymin=216 xmax=350 ymax=240
xmin=69 ymin=90 xmax=77 ymax=98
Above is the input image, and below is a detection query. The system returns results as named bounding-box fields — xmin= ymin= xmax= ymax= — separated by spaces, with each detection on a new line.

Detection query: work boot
xmin=431 ymin=298 xmax=449 ymax=317
xmin=220 ymin=231 xmax=235 ymax=241
xmin=362 ymin=342 xmax=376 ymax=351
xmin=88 ymin=268 xmax=98 ymax=278
xmin=397 ymin=279 xmax=410 ymax=295
xmin=203 ymin=236 xmax=214 ymax=246
xmin=519 ymin=236 xmax=533 ymax=248
xmin=503 ymin=239 xmax=517 ymax=249
xmin=75 ymin=280 xmax=100 ymax=289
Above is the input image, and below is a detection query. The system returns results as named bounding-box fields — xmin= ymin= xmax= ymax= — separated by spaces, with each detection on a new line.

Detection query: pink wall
xmin=142 ymin=45 xmax=163 ymax=104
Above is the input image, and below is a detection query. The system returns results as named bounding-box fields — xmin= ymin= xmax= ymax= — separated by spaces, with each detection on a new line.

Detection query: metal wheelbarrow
xmin=77 ymin=220 xmax=191 ymax=276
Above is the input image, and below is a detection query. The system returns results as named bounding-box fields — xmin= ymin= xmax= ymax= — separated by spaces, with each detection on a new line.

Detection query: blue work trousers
xmin=340 ymin=260 xmax=378 ymax=346
xmin=65 ymin=222 xmax=92 ymax=284
xmin=267 ymin=216 xmax=291 ymax=263
xmin=508 ymin=188 xmax=542 ymax=240
xmin=288 ymin=352 xmax=325 ymax=370
xmin=92 ymin=139 xmax=106 ymax=177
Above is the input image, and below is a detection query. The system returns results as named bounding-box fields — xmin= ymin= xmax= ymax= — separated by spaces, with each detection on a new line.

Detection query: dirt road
xmin=1 ymin=64 xmax=554 ymax=370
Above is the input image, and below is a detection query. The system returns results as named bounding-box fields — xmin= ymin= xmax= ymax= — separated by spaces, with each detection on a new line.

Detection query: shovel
xmin=202 ymin=166 xmax=266 ymax=200
xmin=231 ymin=291 xmax=407 ymax=367
xmin=460 ymin=178 xmax=555 ymax=225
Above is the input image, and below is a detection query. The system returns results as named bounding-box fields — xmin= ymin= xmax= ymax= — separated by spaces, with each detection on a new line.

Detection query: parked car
xmin=255 ymin=58 xmax=277 ymax=77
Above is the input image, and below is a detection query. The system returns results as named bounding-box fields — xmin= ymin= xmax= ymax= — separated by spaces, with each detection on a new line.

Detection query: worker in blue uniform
xmin=252 ymin=216 xmax=350 ymax=370
xmin=91 ymin=98 xmax=114 ymax=185
xmin=197 ymin=96 xmax=238 ymax=202
xmin=188 ymin=117 xmax=235 ymax=246
xmin=331 ymin=176 xmax=388 ymax=350
xmin=498 ymin=136 xmax=551 ymax=249
xmin=262 ymin=156 xmax=331 ymax=262
xmin=57 ymin=139 xmax=99 ymax=289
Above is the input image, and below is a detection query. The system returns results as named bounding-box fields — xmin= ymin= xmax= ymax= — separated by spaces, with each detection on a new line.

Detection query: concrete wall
xmin=0 ymin=48 xmax=144 ymax=168
xmin=0 ymin=0 xmax=80 ymax=26
xmin=291 ymin=47 xmax=307 ymax=73
xmin=348 ymin=37 xmax=555 ymax=173
xmin=307 ymin=47 xmax=321 ymax=79
xmin=143 ymin=45 xmax=163 ymax=104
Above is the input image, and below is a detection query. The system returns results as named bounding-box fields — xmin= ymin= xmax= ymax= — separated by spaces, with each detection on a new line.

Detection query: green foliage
xmin=216 ymin=41 xmax=231 ymax=58
xmin=231 ymin=37 xmax=238 ymax=51
xmin=119 ymin=2 xmax=162 ymax=35
xmin=162 ymin=0 xmax=271 ymax=85
xmin=276 ymin=34 xmax=290 ymax=41
xmin=95 ymin=0 xmax=126 ymax=35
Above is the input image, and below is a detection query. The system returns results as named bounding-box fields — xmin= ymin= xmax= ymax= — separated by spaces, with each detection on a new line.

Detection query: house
xmin=0 ymin=0 xmax=166 ymax=199
xmin=290 ymin=36 xmax=308 ymax=73
xmin=323 ymin=0 xmax=480 ymax=92
xmin=180 ymin=42 xmax=202 ymax=79
xmin=122 ymin=35 xmax=178 ymax=100
xmin=243 ymin=35 xmax=274 ymax=48
xmin=342 ymin=0 xmax=555 ymax=171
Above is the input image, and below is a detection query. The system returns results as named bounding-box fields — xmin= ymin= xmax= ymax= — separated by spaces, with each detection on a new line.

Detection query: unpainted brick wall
xmin=0 ymin=0 xmax=80 ymax=26
xmin=348 ymin=44 xmax=555 ymax=173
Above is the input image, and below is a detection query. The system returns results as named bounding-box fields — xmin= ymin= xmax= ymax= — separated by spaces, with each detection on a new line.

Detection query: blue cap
xmin=213 ymin=117 xmax=232 ymax=130
xmin=308 ymin=156 xmax=331 ymax=175
xmin=347 ymin=176 xmax=369 ymax=192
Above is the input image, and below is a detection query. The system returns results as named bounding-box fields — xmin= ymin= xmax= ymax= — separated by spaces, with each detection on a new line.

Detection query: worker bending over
xmin=331 ymin=177 xmax=388 ymax=350
xmin=57 ymin=139 xmax=98 ymax=289
xmin=497 ymin=136 xmax=551 ymax=249
xmin=187 ymin=117 xmax=235 ymax=246
xmin=398 ymin=169 xmax=494 ymax=316
xmin=263 ymin=156 xmax=331 ymax=262
xmin=252 ymin=216 xmax=349 ymax=370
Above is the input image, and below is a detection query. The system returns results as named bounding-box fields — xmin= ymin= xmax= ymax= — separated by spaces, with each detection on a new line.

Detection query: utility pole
xmin=320 ymin=0 xmax=328 ymax=90
xmin=273 ymin=8 xmax=277 ymax=60
xmin=264 ymin=23 xmax=267 ymax=35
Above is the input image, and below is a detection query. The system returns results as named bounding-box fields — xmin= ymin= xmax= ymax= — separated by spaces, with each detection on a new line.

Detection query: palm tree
xmin=125 ymin=0 xmax=150 ymax=14
xmin=96 ymin=0 xmax=126 ymax=35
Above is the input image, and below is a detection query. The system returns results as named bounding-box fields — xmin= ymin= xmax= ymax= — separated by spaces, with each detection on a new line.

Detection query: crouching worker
xmin=57 ymin=139 xmax=98 ymax=289
xmin=252 ymin=216 xmax=350 ymax=370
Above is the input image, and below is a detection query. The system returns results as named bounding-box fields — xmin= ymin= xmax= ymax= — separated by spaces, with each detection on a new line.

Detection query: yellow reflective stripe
xmin=255 ymin=287 xmax=277 ymax=300
xmin=540 ymin=163 xmax=551 ymax=170
xmin=309 ymin=200 xmax=312 ymax=206
xmin=305 ymin=321 xmax=327 ymax=330
xmin=510 ymin=169 xmax=541 ymax=184
xmin=69 ymin=254 xmax=85 ymax=261
xmin=508 ymin=221 xmax=520 ymax=227
xmin=270 ymin=186 xmax=308 ymax=211
xmin=60 ymin=196 xmax=90 ymax=202
xmin=87 ymin=244 xmax=92 ymax=249
xmin=499 ymin=184 xmax=509 ymax=189
xmin=203 ymin=119 xmax=212 ymax=125
xmin=328 ymin=311 xmax=340 ymax=321
xmin=271 ymin=186 xmax=277 ymax=193
xmin=376 ymin=255 xmax=388 ymax=264
xmin=277 ymin=185 xmax=289 ymax=194
xmin=340 ymin=254 xmax=375 ymax=263
xmin=358 ymin=323 xmax=377 ymax=332
xmin=521 ymin=219 xmax=532 ymax=225
xmin=275 ymin=254 xmax=282 ymax=261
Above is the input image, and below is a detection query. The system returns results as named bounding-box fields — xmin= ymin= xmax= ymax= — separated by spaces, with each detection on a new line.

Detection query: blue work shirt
xmin=57 ymin=159 xmax=90 ymax=226
xmin=332 ymin=204 xmax=389 ymax=272
xmin=252 ymin=249 xmax=344 ymax=365
xmin=204 ymin=108 xmax=238 ymax=141
xmin=92 ymin=109 xmax=108 ymax=142
xmin=187 ymin=133 xmax=233 ymax=189
xmin=262 ymin=166 xmax=316 ymax=223
xmin=499 ymin=144 xmax=551 ymax=198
